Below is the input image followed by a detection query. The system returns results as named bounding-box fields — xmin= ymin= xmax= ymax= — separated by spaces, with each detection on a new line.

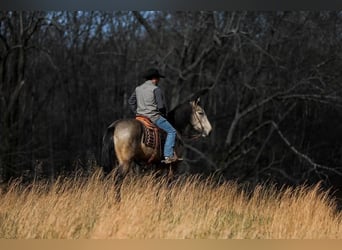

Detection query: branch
xmin=222 ymin=118 xmax=342 ymax=179
xmin=0 ymin=33 xmax=9 ymax=51
xmin=23 ymin=17 xmax=46 ymax=46
xmin=270 ymin=121 xmax=342 ymax=177
xmin=253 ymin=103 xmax=297 ymax=164
xmin=241 ymin=33 xmax=279 ymax=65
xmin=268 ymin=167 xmax=303 ymax=185
xmin=223 ymin=147 xmax=254 ymax=170
xmin=181 ymin=45 xmax=215 ymax=77
xmin=132 ymin=11 xmax=159 ymax=46
xmin=167 ymin=44 xmax=216 ymax=81
xmin=183 ymin=143 xmax=217 ymax=171
xmin=6 ymin=80 xmax=25 ymax=115
xmin=280 ymin=94 xmax=342 ymax=106
xmin=225 ymin=91 xmax=281 ymax=146
xmin=224 ymin=83 xmax=302 ymax=146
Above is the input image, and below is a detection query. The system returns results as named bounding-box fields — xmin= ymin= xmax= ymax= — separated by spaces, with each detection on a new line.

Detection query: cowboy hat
xmin=143 ymin=68 xmax=165 ymax=79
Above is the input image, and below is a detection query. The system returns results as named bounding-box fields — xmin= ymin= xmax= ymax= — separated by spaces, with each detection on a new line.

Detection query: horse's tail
xmin=101 ymin=122 xmax=118 ymax=174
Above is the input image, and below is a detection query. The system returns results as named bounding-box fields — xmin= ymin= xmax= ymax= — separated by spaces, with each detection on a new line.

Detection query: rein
xmin=183 ymin=134 xmax=202 ymax=141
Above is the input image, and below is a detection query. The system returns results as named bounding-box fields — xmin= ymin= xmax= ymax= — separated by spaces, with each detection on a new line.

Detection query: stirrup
xmin=161 ymin=156 xmax=183 ymax=164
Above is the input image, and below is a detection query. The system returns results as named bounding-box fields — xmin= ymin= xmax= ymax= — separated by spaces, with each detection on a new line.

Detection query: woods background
xmin=1 ymin=11 xmax=342 ymax=192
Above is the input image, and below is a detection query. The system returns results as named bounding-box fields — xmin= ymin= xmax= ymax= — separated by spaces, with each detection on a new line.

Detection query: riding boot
xmin=161 ymin=153 xmax=183 ymax=164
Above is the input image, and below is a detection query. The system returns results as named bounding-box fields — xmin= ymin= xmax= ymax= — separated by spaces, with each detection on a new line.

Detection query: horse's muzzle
xmin=202 ymin=129 xmax=212 ymax=137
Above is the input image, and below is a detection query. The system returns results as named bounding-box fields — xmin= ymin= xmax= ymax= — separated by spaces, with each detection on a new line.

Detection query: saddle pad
xmin=136 ymin=115 xmax=158 ymax=148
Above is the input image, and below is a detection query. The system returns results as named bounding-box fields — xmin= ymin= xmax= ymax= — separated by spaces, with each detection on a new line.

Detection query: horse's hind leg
xmin=113 ymin=144 xmax=135 ymax=201
xmin=112 ymin=119 xmax=141 ymax=200
xmin=115 ymin=145 xmax=134 ymax=175
xmin=113 ymin=130 xmax=136 ymax=173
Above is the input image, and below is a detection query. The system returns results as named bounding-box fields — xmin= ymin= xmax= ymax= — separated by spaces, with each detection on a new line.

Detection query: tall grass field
xmin=0 ymin=169 xmax=341 ymax=239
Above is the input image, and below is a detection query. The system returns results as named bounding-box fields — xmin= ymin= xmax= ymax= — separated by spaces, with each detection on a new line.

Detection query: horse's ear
xmin=189 ymin=88 xmax=209 ymax=102
xmin=190 ymin=97 xmax=200 ymax=108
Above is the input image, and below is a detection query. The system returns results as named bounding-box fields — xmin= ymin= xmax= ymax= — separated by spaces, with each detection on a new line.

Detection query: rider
xmin=128 ymin=68 xmax=182 ymax=164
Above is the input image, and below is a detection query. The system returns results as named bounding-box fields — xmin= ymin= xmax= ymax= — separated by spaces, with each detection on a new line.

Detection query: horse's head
xmin=168 ymin=89 xmax=212 ymax=138
xmin=189 ymin=97 xmax=212 ymax=137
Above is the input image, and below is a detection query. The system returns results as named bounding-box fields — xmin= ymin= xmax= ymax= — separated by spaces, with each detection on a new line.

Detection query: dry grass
xmin=0 ymin=168 xmax=341 ymax=239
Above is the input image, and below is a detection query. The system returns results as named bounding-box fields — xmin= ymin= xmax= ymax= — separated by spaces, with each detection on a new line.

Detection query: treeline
xmin=1 ymin=11 xmax=342 ymax=190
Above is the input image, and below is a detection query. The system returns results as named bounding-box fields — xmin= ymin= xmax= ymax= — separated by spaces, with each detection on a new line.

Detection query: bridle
xmin=183 ymin=102 xmax=206 ymax=140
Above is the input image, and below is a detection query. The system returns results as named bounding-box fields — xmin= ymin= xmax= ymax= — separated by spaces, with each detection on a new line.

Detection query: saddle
xmin=135 ymin=115 xmax=166 ymax=163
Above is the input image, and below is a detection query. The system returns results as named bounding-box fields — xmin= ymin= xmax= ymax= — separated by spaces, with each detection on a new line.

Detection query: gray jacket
xmin=128 ymin=80 xmax=166 ymax=122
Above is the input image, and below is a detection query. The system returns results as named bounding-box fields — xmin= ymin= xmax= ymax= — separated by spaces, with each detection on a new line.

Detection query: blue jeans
xmin=154 ymin=116 xmax=176 ymax=158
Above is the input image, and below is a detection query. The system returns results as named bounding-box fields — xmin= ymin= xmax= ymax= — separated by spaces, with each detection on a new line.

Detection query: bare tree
xmin=2 ymin=11 xmax=342 ymax=191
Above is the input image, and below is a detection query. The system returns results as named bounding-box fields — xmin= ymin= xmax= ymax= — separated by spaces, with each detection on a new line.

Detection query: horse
xmin=101 ymin=95 xmax=212 ymax=179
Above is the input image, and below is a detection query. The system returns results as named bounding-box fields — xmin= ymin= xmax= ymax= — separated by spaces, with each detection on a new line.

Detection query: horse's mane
xmin=167 ymin=101 xmax=192 ymax=133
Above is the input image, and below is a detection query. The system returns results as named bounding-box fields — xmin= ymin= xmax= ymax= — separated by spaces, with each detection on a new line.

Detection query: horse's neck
xmin=166 ymin=112 xmax=179 ymax=131
xmin=167 ymin=103 xmax=191 ymax=134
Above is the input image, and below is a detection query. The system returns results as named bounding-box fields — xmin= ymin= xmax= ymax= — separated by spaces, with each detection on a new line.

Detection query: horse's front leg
xmin=167 ymin=164 xmax=175 ymax=179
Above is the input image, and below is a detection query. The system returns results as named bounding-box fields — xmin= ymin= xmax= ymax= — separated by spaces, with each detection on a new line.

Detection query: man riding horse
xmin=128 ymin=68 xmax=182 ymax=164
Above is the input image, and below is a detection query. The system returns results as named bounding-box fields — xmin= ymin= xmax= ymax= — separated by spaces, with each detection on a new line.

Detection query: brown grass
xmin=0 ymin=169 xmax=341 ymax=239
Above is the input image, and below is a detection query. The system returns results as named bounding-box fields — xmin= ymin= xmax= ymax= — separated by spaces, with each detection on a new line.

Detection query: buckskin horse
xmin=101 ymin=93 xmax=212 ymax=179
